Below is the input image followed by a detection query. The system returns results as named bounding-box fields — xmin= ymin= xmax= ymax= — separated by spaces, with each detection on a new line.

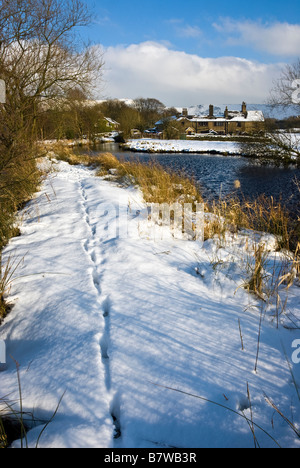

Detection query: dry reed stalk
xmin=96 ymin=155 xmax=203 ymax=207
xmin=264 ymin=393 xmax=300 ymax=439
xmin=238 ymin=318 xmax=244 ymax=351
xmin=0 ymin=254 xmax=23 ymax=321
xmin=248 ymin=244 xmax=267 ymax=298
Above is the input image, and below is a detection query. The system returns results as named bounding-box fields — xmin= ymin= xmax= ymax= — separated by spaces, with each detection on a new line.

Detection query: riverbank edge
xmin=120 ymin=140 xmax=300 ymax=167
xmin=40 ymin=137 xmax=300 ymax=166
xmin=122 ymin=145 xmax=246 ymax=157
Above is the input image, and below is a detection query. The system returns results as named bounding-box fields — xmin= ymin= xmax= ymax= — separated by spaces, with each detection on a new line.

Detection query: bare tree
xmin=133 ymin=97 xmax=166 ymax=130
xmin=267 ymin=59 xmax=300 ymax=162
xmin=0 ymin=0 xmax=103 ymax=248
xmin=241 ymin=60 xmax=300 ymax=164
xmin=269 ymin=59 xmax=300 ymax=110
xmin=0 ymin=0 xmax=103 ymax=128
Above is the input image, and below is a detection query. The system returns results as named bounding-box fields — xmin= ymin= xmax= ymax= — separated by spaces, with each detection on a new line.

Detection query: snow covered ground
xmin=0 ymin=159 xmax=299 ymax=448
xmin=125 ymin=135 xmax=300 ymax=156
xmin=124 ymin=139 xmax=241 ymax=155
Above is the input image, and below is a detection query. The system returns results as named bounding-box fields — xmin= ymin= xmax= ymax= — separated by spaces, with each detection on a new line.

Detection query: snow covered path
xmin=0 ymin=160 xmax=299 ymax=448
xmin=0 ymin=162 xmax=116 ymax=447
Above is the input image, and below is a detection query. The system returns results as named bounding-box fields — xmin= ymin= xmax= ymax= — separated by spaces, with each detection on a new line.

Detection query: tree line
xmin=37 ymin=95 xmax=180 ymax=141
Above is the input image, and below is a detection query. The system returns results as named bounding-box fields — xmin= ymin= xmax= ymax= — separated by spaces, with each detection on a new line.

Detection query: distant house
xmin=131 ymin=128 xmax=142 ymax=138
xmin=103 ymin=117 xmax=120 ymax=131
xmin=178 ymin=102 xmax=265 ymax=136
xmin=185 ymin=127 xmax=195 ymax=136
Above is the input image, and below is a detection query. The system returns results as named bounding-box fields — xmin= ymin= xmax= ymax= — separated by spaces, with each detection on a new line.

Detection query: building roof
xmin=229 ymin=110 xmax=264 ymax=122
xmin=177 ymin=103 xmax=265 ymax=123
xmin=188 ymin=110 xmax=264 ymax=123
xmin=104 ymin=117 xmax=120 ymax=126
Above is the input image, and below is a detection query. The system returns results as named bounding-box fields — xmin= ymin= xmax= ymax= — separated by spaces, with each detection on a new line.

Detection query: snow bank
xmin=0 ymin=159 xmax=299 ymax=448
xmin=124 ymin=139 xmax=242 ymax=155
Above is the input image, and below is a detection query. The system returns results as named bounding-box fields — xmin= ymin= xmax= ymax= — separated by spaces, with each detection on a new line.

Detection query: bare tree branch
xmin=0 ymin=0 xmax=104 ymax=248
xmin=269 ymin=59 xmax=300 ymax=111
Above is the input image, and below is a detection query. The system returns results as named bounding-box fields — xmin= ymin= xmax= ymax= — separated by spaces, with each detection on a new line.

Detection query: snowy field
xmin=124 ymin=139 xmax=241 ymax=155
xmin=124 ymin=135 xmax=300 ymax=156
xmin=0 ymin=159 xmax=300 ymax=448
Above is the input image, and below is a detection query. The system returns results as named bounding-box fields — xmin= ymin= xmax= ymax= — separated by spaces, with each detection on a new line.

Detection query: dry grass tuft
xmin=206 ymin=193 xmax=297 ymax=252
xmin=95 ymin=153 xmax=122 ymax=175
xmin=246 ymin=244 xmax=268 ymax=299
xmin=0 ymin=143 xmax=41 ymax=252
xmin=95 ymin=154 xmax=203 ymax=206
xmin=0 ymin=255 xmax=23 ymax=322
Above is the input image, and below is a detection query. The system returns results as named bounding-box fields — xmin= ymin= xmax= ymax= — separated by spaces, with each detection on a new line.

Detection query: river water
xmin=83 ymin=142 xmax=300 ymax=216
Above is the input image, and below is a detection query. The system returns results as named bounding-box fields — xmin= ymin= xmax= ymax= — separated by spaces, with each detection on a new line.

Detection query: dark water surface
xmin=83 ymin=143 xmax=300 ymax=215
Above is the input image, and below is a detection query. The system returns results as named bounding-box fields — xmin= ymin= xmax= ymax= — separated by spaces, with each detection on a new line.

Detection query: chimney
xmin=224 ymin=106 xmax=229 ymax=119
xmin=209 ymin=104 xmax=214 ymax=119
xmin=242 ymin=101 xmax=247 ymax=117
xmin=182 ymin=108 xmax=188 ymax=117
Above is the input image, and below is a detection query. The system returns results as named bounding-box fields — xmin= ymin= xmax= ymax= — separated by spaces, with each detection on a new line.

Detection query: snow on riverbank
xmin=124 ymin=138 xmax=242 ymax=155
xmin=0 ymin=159 xmax=300 ymax=448
xmin=124 ymin=134 xmax=300 ymax=158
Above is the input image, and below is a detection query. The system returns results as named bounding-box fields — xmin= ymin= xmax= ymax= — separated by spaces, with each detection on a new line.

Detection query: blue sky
xmin=80 ymin=0 xmax=300 ymax=106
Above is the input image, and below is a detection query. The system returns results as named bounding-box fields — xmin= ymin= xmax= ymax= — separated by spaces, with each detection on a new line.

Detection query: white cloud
xmin=165 ymin=18 xmax=203 ymax=38
xmin=213 ymin=19 xmax=300 ymax=57
xmin=97 ymin=41 xmax=283 ymax=107
xmin=176 ymin=25 xmax=203 ymax=38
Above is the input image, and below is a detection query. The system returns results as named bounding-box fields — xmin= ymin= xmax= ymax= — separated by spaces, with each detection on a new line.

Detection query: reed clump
xmin=0 ymin=142 xmax=41 ymax=252
xmin=95 ymin=152 xmax=122 ymax=174
xmin=207 ymin=193 xmax=297 ymax=253
xmin=43 ymin=142 xmax=90 ymax=166
xmin=120 ymin=161 xmax=201 ymax=206
xmin=246 ymin=244 xmax=269 ymax=299
xmin=96 ymin=153 xmax=203 ymax=206
xmin=44 ymin=142 xmax=111 ymax=168
xmin=0 ymin=255 xmax=22 ymax=322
